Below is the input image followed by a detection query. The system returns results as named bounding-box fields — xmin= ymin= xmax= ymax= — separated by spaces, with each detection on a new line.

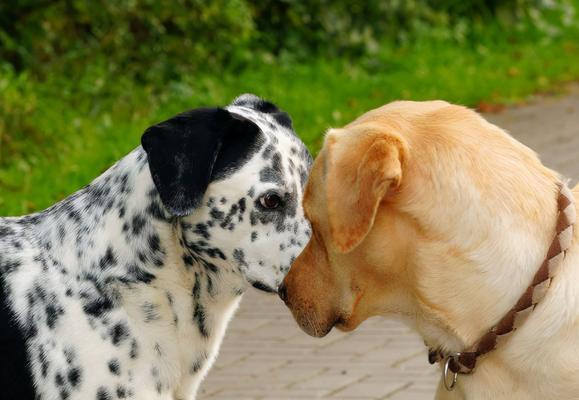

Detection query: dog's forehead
xmin=226 ymin=104 xmax=287 ymax=137
xmin=226 ymin=104 xmax=312 ymax=173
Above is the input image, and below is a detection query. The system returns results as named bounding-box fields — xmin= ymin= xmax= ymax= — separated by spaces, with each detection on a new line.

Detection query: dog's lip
xmin=333 ymin=313 xmax=360 ymax=332
xmin=334 ymin=317 xmax=354 ymax=332
xmin=335 ymin=291 xmax=364 ymax=332
xmin=301 ymin=321 xmax=334 ymax=338
xmin=296 ymin=314 xmax=344 ymax=338
xmin=250 ymin=280 xmax=278 ymax=294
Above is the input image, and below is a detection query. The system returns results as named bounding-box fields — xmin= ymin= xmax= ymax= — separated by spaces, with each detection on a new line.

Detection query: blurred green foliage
xmin=250 ymin=0 xmax=575 ymax=58
xmin=0 ymin=0 xmax=254 ymax=81
xmin=1 ymin=0 xmax=575 ymax=79
xmin=1 ymin=0 xmax=579 ymax=214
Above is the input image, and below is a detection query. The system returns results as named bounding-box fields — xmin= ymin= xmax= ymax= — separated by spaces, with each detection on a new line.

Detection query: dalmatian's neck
xmin=21 ymin=148 xmax=246 ymax=295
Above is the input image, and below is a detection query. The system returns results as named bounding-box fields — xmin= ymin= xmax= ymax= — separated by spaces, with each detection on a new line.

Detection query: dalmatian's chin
xmin=250 ymin=280 xmax=278 ymax=294
xmin=245 ymin=268 xmax=284 ymax=294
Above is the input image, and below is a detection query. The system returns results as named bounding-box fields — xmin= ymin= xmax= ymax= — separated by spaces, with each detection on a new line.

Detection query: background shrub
xmin=1 ymin=0 xmax=575 ymax=82
xmin=0 ymin=0 xmax=255 ymax=81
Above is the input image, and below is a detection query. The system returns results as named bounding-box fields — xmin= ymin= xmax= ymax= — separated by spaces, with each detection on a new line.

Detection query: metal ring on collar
xmin=443 ymin=353 xmax=460 ymax=391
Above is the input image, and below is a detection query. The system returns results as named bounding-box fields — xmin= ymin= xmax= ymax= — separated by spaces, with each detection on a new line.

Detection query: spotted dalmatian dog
xmin=0 ymin=94 xmax=312 ymax=400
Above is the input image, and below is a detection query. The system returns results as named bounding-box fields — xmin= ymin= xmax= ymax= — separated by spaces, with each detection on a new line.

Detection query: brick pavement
xmin=199 ymin=86 xmax=579 ymax=400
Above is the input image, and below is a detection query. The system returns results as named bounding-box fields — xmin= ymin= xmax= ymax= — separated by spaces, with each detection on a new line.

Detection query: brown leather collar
xmin=428 ymin=182 xmax=576 ymax=384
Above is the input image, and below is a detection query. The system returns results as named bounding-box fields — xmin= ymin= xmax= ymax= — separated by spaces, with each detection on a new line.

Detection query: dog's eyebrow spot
xmin=259 ymin=151 xmax=285 ymax=185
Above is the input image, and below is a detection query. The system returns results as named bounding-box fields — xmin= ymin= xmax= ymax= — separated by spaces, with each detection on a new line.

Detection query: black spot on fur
xmin=2 ymin=259 xmax=21 ymax=273
xmin=96 ymin=387 xmax=112 ymax=400
xmin=83 ymin=296 xmax=115 ymax=317
xmin=99 ymin=247 xmax=118 ymax=270
xmin=129 ymin=339 xmax=139 ymax=359
xmin=110 ymin=322 xmax=129 ymax=346
xmin=233 ymin=249 xmax=248 ymax=267
xmin=68 ymin=368 xmax=82 ymax=388
xmin=260 ymin=167 xmax=283 ymax=184
xmin=64 ymin=348 xmax=75 ymax=364
xmin=210 ymin=208 xmax=224 ymax=220
xmin=154 ymin=343 xmax=162 ymax=356
xmin=193 ymin=303 xmax=209 ymax=337
xmin=192 ymin=273 xmax=201 ymax=300
xmin=131 ymin=214 xmax=147 ymax=236
xmin=148 ymin=233 xmax=161 ymax=253
xmin=120 ymin=264 xmax=156 ymax=285
xmin=146 ymin=200 xmax=168 ymax=221
xmin=189 ymin=357 xmax=205 ymax=375
xmin=108 ymin=359 xmax=120 ymax=376
xmin=262 ymin=144 xmax=275 ymax=159
xmin=203 ymin=261 xmax=218 ymax=274
xmin=238 ymin=198 xmax=246 ymax=214
xmin=116 ymin=386 xmax=127 ymax=398
xmin=0 ymin=225 xmax=15 ymax=237
xmin=193 ymin=223 xmax=210 ymax=240
xmin=46 ymin=302 xmax=64 ymax=329
xmin=182 ymin=254 xmax=194 ymax=267
xmin=55 ymin=372 xmax=65 ymax=386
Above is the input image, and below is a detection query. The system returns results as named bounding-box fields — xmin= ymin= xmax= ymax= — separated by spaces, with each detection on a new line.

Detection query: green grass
xmin=2 ymin=35 xmax=579 ymax=215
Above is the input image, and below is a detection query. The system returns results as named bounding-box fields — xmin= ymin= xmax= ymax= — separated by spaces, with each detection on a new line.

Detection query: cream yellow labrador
xmin=279 ymin=100 xmax=579 ymax=399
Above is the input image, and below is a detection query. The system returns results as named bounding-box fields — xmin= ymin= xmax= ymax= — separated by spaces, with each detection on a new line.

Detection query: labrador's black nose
xmin=278 ymin=283 xmax=288 ymax=303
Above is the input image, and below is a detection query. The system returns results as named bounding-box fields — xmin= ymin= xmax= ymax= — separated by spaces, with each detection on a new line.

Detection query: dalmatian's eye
xmin=259 ymin=192 xmax=283 ymax=210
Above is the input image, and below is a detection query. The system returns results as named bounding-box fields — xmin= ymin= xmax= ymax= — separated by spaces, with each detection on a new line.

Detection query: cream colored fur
xmin=281 ymin=100 xmax=579 ymax=400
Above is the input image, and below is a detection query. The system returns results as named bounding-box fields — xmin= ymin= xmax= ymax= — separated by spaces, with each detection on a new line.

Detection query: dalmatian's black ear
xmin=141 ymin=108 xmax=261 ymax=217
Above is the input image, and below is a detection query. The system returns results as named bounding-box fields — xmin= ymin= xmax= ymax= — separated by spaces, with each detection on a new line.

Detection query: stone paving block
xmin=291 ymin=372 xmax=369 ymax=392
xmin=316 ymin=337 xmax=389 ymax=356
xmin=217 ymin=387 xmax=332 ymax=398
xmin=331 ymin=379 xmax=409 ymax=399
xmin=388 ymin=390 xmax=434 ymax=400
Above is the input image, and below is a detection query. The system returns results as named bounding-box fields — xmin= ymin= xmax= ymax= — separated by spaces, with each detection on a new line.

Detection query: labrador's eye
xmin=259 ymin=192 xmax=282 ymax=209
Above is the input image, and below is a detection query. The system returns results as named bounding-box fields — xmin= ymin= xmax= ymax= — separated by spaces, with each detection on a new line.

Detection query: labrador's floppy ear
xmin=325 ymin=126 xmax=406 ymax=253
xmin=141 ymin=108 xmax=261 ymax=217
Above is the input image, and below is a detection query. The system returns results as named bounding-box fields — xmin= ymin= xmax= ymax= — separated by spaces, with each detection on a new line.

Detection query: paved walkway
xmin=199 ymin=86 xmax=579 ymax=400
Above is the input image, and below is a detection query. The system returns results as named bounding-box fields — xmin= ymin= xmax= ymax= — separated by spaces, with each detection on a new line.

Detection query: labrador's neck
xmin=413 ymin=179 xmax=569 ymax=356
xmin=417 ymin=187 xmax=579 ymax=398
